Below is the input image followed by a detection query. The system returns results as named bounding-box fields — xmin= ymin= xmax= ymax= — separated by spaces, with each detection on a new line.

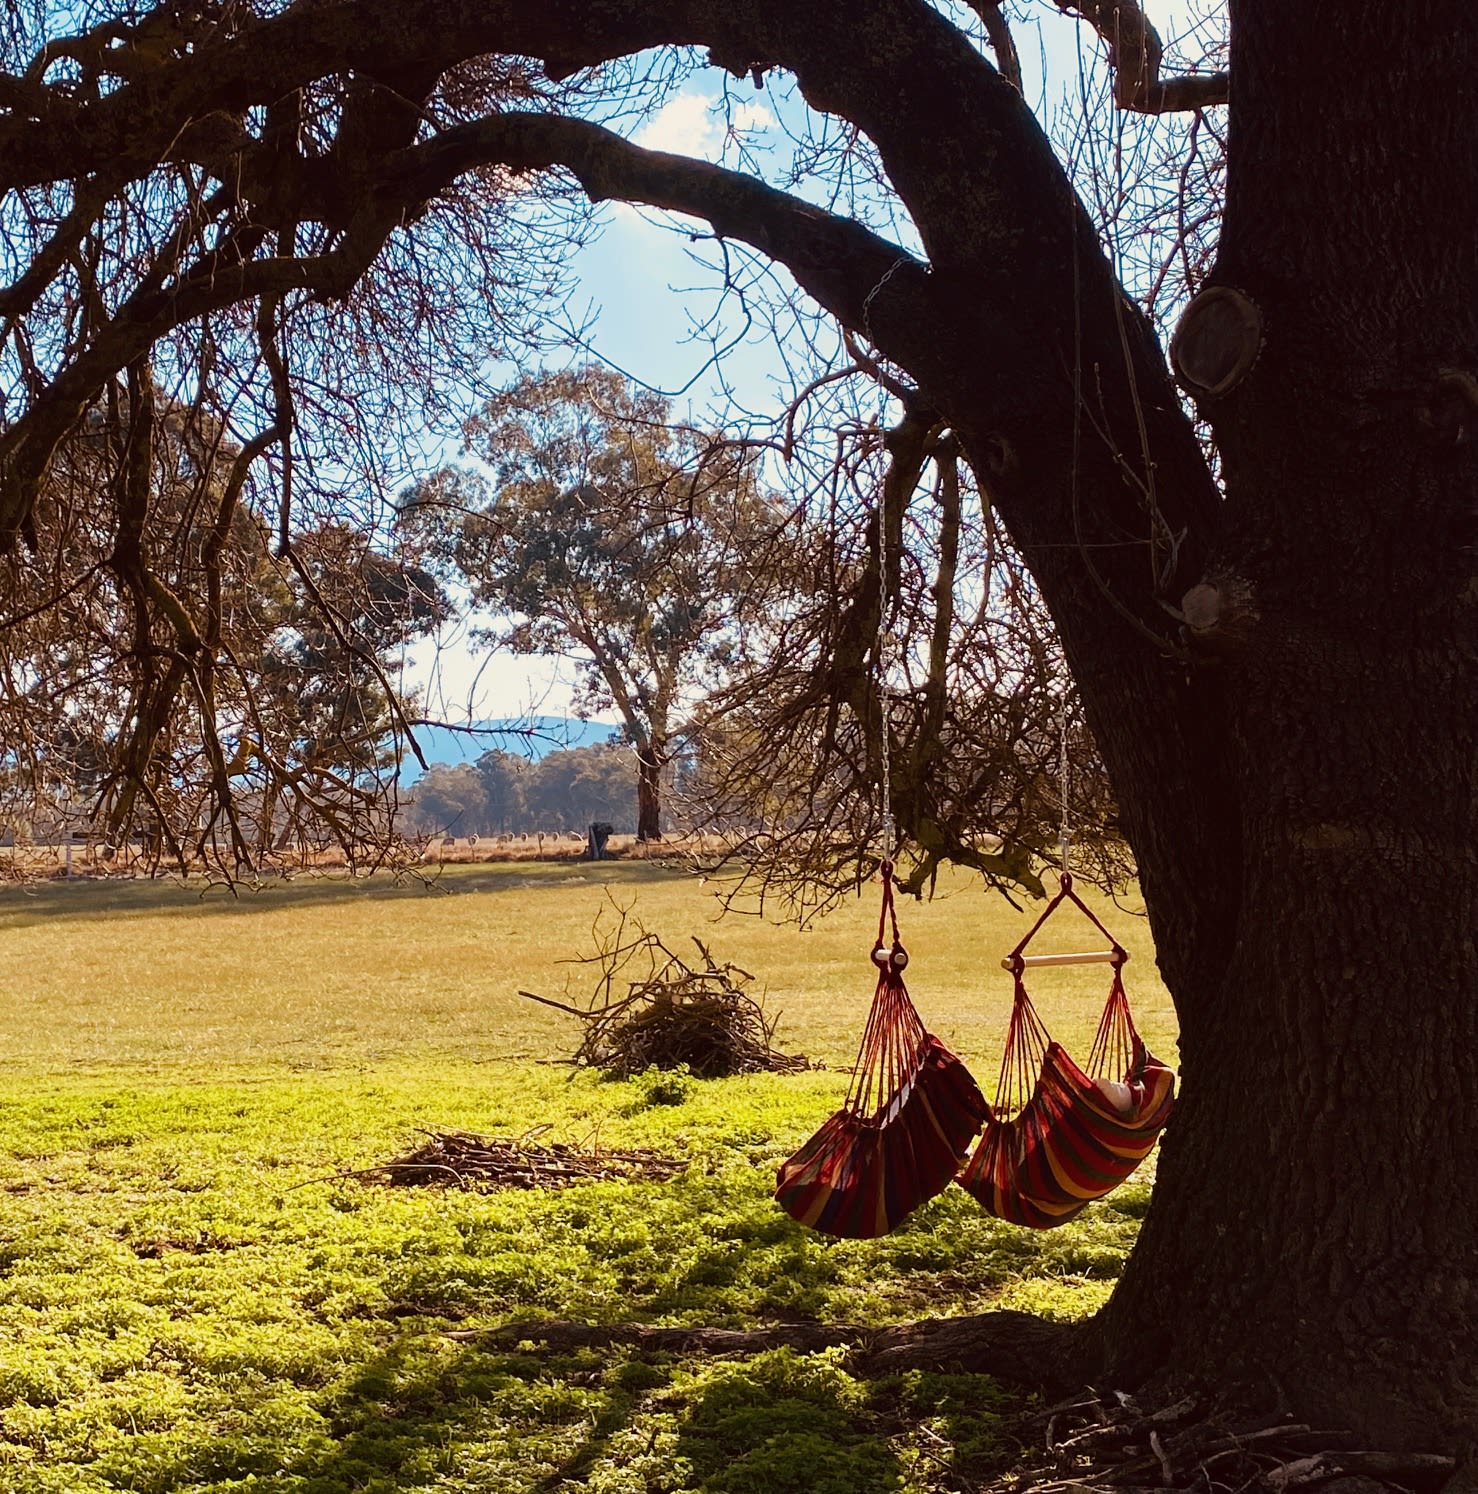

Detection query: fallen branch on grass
xmin=294 ymin=1128 xmax=685 ymax=1193
xmin=374 ymin=1128 xmax=684 ymax=1190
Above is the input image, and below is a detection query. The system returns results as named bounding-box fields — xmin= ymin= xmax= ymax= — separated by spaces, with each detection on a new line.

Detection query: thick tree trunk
xmin=635 ymin=742 xmax=662 ymax=842
xmin=1085 ymin=3 xmax=1478 ymax=1450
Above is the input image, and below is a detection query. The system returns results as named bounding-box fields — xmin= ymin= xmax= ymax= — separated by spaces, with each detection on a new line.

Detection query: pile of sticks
xmin=370 ymin=1127 xmax=683 ymax=1191
xmin=521 ymin=922 xmax=810 ymax=1080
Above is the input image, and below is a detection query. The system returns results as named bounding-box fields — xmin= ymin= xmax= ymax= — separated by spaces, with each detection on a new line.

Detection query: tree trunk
xmin=688 ymin=0 xmax=1477 ymax=1444
xmin=1083 ymin=4 xmax=1478 ymax=1450
xmin=635 ymin=742 xmax=662 ymax=842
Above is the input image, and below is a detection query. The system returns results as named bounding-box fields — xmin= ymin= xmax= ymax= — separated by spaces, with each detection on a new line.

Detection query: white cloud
xmin=633 ymin=91 xmax=777 ymax=164
xmin=636 ymin=93 xmax=723 ymax=159
xmin=732 ymin=100 xmax=777 ymax=134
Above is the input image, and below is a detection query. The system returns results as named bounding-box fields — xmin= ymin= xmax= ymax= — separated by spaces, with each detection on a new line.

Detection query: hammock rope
xmin=956 ymin=871 xmax=1175 ymax=1228
xmin=777 ymin=548 xmax=1168 ymax=1240
xmin=774 ymin=862 xmax=988 ymax=1238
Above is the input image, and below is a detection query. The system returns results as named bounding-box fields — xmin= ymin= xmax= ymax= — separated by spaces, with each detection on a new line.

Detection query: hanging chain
xmin=861 ymin=256 xmax=913 ymax=349
xmin=876 ymin=494 xmax=895 ymax=866
xmin=1058 ymin=695 xmax=1072 ymax=880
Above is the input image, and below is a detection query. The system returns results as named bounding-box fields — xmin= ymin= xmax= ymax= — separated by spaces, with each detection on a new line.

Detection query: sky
xmin=399 ymin=2 xmax=1217 ymax=737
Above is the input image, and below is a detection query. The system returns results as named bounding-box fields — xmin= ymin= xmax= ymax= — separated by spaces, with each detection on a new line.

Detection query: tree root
xmin=447 ymin=1309 xmax=1087 ymax=1388
xmin=981 ymin=1386 xmax=1459 ymax=1494
xmin=851 ymin=1307 xmax=1085 ymax=1383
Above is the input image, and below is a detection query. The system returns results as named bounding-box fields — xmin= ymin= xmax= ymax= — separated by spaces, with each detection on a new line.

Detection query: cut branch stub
xmin=1170 ymin=286 xmax=1263 ymax=398
xmin=1180 ymin=575 xmax=1259 ymax=653
xmin=1423 ymin=369 xmax=1478 ymax=445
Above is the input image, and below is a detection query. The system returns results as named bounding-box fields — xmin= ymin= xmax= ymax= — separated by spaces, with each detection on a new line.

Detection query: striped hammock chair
xmin=774 ymin=863 xmax=989 ymax=1238
xmin=956 ymin=874 xmax=1175 ymax=1229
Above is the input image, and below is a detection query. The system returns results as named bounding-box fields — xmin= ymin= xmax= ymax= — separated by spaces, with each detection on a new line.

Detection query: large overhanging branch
xmin=328 ymin=102 xmax=1222 ymax=612
xmin=386 ymin=113 xmax=928 ymax=345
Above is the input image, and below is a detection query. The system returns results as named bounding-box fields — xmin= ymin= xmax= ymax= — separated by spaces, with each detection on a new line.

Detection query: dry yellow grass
xmin=1 ymin=861 xmax=1176 ymax=1082
xmin=412 ymin=830 xmax=732 ymax=863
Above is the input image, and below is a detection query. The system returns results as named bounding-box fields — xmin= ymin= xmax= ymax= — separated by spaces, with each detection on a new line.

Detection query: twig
xmin=517 ymin=988 xmax=588 ymax=1016
xmin=1151 ymin=1429 xmax=1173 ymax=1485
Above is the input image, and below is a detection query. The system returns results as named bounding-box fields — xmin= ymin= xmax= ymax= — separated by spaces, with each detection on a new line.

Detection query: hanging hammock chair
xmin=956 ymin=873 xmax=1175 ymax=1229
xmin=775 ymin=863 xmax=989 ymax=1239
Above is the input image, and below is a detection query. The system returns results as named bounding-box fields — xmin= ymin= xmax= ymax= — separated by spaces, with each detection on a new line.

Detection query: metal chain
xmin=861 ymin=256 xmax=913 ymax=349
xmin=1058 ymin=696 xmax=1072 ymax=878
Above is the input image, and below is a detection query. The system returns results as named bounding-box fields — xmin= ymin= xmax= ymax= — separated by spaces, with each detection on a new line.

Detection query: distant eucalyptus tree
xmin=408 ymin=367 xmax=784 ymax=840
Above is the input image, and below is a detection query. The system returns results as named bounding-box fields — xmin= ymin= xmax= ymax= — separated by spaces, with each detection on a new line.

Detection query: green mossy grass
xmin=0 ymin=865 xmax=1168 ymax=1491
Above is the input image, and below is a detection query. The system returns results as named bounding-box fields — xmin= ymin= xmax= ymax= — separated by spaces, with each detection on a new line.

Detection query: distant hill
xmin=398 ymin=717 xmax=619 ymax=781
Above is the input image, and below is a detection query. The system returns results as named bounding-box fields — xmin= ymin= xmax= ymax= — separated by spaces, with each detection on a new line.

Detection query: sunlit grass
xmin=1 ymin=860 xmax=1174 ymax=1079
xmin=0 ymin=865 xmax=1174 ymax=1492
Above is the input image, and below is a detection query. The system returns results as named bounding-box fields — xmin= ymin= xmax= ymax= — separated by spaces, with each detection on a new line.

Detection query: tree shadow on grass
xmin=298 ymin=1331 xmax=922 ymax=1494
xmin=280 ymin=1333 xmax=668 ymax=1494
xmin=667 ymin=1346 xmax=910 ymax=1494
xmin=296 ymin=1266 xmax=1029 ymax=1494
xmin=211 ymin=1331 xmax=621 ymax=1493
xmin=0 ymin=859 xmax=685 ymax=929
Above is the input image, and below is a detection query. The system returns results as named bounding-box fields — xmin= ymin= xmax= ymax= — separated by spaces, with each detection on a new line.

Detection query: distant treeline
xmin=403 ymin=745 xmax=637 ymax=837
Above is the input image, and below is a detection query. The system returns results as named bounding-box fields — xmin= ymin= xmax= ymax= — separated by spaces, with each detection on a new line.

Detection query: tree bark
xmin=1084 ymin=2 xmax=1478 ymax=1450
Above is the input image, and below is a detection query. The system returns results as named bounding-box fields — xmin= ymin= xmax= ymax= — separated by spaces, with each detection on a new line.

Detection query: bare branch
xmin=1051 ymin=0 xmax=1229 ymax=113
xmin=382 ymin=112 xmax=925 ymax=342
xmin=965 ymin=1 xmax=1023 ymax=93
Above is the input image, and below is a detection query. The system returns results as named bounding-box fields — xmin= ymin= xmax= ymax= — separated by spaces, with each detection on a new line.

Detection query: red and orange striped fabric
xmin=956 ymin=968 xmax=1175 ymax=1228
xmin=774 ymin=865 xmax=988 ymax=1238
xmin=775 ymin=1031 xmax=988 ymax=1237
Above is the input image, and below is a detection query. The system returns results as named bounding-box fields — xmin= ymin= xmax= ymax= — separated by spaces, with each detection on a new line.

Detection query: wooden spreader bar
xmin=1002 ymin=875 xmax=1128 ymax=976
xmin=1001 ymin=949 xmax=1125 ymax=970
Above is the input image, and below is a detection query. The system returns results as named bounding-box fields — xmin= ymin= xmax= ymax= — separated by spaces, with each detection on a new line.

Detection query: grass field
xmin=0 ymin=863 xmax=1176 ymax=1494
